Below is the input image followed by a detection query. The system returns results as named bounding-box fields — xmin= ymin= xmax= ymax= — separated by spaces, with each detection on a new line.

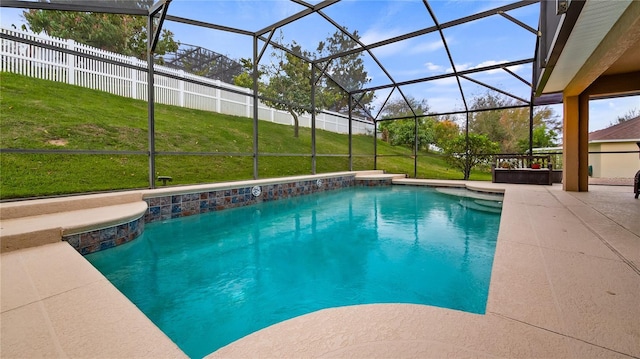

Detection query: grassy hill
xmin=0 ymin=72 xmax=490 ymax=199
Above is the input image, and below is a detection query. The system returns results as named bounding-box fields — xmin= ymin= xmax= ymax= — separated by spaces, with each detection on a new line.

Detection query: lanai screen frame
xmin=0 ymin=0 xmax=552 ymax=189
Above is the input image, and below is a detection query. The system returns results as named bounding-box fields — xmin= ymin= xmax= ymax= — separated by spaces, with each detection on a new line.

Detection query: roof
xmin=589 ymin=115 xmax=640 ymax=141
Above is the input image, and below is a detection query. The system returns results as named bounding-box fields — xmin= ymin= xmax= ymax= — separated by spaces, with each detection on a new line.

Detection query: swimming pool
xmin=86 ymin=185 xmax=502 ymax=358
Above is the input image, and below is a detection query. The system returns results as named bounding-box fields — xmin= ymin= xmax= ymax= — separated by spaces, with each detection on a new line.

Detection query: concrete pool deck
xmin=2 ymin=180 xmax=639 ymax=358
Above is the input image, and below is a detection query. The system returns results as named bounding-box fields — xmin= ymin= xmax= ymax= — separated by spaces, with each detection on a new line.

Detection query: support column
xmin=578 ymin=93 xmax=590 ymax=191
xmin=147 ymin=16 xmax=156 ymax=189
xmin=373 ymin=120 xmax=378 ymax=170
xmin=252 ymin=36 xmax=259 ymax=179
xmin=311 ymin=65 xmax=317 ymax=175
xmin=348 ymin=96 xmax=353 ymax=171
xmin=414 ymin=116 xmax=418 ymax=178
xmin=562 ymin=94 xmax=589 ymax=191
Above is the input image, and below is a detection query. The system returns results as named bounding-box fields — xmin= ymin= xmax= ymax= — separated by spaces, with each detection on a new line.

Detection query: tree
xmin=234 ymin=30 xmax=373 ymax=137
xmin=516 ymin=123 xmax=559 ymax=152
xmin=262 ymin=44 xmax=314 ymax=138
xmin=611 ymin=108 xmax=639 ymax=126
xmin=432 ymin=117 xmax=460 ymax=149
xmin=442 ymin=133 xmax=500 ymax=180
xmin=379 ymin=119 xmax=435 ymax=150
xmin=23 ymin=2 xmax=178 ymax=61
xmin=468 ymin=92 xmax=559 ymax=153
xmin=468 ymin=93 xmax=509 ymax=150
xmin=380 ymin=96 xmax=429 ymax=118
xmin=315 ymin=29 xmax=374 ymax=116
xmin=378 ymin=96 xmax=435 ymax=150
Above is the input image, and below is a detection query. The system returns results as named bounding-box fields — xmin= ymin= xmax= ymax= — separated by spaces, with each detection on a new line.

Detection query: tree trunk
xmin=463 ymin=156 xmax=471 ymax=180
xmin=289 ymin=109 xmax=299 ymax=138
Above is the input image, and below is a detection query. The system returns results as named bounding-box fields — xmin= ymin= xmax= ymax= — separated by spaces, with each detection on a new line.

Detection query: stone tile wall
xmin=144 ymin=175 xmax=355 ymax=223
xmin=63 ymin=216 xmax=145 ymax=255
xmin=61 ymin=176 xmax=502 ymax=256
xmin=355 ymin=178 xmax=393 ymax=187
xmin=64 ymin=175 xmax=359 ymax=255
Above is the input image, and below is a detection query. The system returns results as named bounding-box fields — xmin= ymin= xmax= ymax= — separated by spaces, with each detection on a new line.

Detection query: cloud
xmin=361 ymin=28 xmax=409 ymax=58
xmin=589 ymin=95 xmax=640 ymax=131
xmin=445 ymin=60 xmax=523 ymax=74
xmin=435 ymin=77 xmax=461 ymax=87
xmin=446 ymin=63 xmax=471 ymax=72
xmin=424 ymin=62 xmax=444 ymax=72
xmin=361 ymin=28 xmax=404 ymax=46
xmin=427 ymin=96 xmax=466 ymax=113
xmin=473 ymin=60 xmax=522 ymax=74
xmin=363 ymin=30 xmax=450 ymax=58
xmin=408 ymin=39 xmax=445 ymax=54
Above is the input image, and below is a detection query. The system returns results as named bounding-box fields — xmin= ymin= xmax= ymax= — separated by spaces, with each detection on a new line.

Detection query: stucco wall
xmin=588 ymin=141 xmax=640 ymax=178
xmin=588 ymin=143 xmax=602 ymax=177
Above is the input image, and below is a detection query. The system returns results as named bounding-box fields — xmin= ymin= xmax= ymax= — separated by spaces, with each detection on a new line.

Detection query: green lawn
xmin=0 ymin=72 xmax=490 ymax=199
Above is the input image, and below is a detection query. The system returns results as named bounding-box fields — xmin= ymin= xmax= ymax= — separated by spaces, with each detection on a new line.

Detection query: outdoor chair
xmin=634 ymin=170 xmax=639 ymax=199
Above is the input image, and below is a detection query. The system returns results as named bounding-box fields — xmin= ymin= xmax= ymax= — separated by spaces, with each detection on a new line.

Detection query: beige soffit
xmin=544 ymin=0 xmax=632 ymax=93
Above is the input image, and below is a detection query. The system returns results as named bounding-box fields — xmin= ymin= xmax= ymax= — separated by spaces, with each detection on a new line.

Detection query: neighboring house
xmin=588 ymin=116 xmax=640 ymax=178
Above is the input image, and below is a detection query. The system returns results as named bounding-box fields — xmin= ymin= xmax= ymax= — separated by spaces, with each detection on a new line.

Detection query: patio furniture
xmin=634 ymin=170 xmax=639 ymax=199
xmin=492 ymin=155 xmax=555 ymax=185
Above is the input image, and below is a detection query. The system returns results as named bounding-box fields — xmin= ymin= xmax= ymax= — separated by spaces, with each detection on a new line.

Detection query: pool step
xmin=355 ymin=172 xmax=407 ymax=180
xmin=474 ymin=199 xmax=503 ymax=208
xmin=354 ymin=170 xmax=386 ymax=176
xmin=433 ymin=187 xmax=503 ymax=214
xmin=458 ymin=199 xmax=503 ymax=214
xmin=1 ymin=191 xmax=148 ymax=253
xmin=434 ymin=187 xmax=503 ymax=202
xmin=0 ymin=200 xmax=148 ymax=253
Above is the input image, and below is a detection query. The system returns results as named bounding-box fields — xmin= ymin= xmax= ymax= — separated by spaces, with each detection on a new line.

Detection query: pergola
xmin=1 ymin=0 xmax=564 ymax=188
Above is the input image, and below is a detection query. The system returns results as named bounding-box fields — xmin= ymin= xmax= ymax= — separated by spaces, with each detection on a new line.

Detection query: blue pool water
xmin=86 ymin=186 xmax=501 ymax=358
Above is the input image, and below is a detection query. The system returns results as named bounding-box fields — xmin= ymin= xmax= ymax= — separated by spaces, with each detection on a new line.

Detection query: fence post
xmin=246 ymin=90 xmax=252 ymax=118
xmin=179 ymin=70 xmax=185 ymax=107
xmin=67 ymin=39 xmax=75 ymax=85
xmin=270 ymin=104 xmax=275 ymax=123
xmin=131 ymin=57 xmax=138 ymax=99
xmin=215 ymin=80 xmax=221 ymax=113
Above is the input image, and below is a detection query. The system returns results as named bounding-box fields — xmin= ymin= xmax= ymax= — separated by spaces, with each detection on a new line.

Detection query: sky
xmin=1 ymin=0 xmax=638 ymax=131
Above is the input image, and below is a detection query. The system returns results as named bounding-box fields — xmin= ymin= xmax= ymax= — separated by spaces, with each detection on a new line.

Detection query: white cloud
xmin=589 ymin=96 xmax=640 ymax=131
xmin=408 ymin=39 xmax=445 ymax=54
xmin=424 ymin=62 xmax=444 ymax=72
xmin=361 ymin=28 xmax=404 ymax=46
xmin=446 ymin=63 xmax=471 ymax=73
xmin=504 ymin=64 xmax=524 ymax=73
xmin=427 ymin=96 xmax=466 ymax=113
xmin=473 ymin=60 xmax=524 ymax=74
xmin=474 ymin=60 xmax=506 ymax=71
xmin=362 ymin=28 xmax=409 ymax=58
xmin=444 ymin=60 xmax=523 ymax=75
xmin=363 ymin=31 xmax=450 ymax=58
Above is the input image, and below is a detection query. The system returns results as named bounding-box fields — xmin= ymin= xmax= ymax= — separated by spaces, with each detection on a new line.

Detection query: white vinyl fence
xmin=0 ymin=27 xmax=375 ymax=135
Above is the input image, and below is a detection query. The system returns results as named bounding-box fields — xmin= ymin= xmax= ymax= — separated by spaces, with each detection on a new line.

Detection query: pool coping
xmin=2 ymin=175 xmax=639 ymax=358
xmin=209 ymin=181 xmax=640 ymax=358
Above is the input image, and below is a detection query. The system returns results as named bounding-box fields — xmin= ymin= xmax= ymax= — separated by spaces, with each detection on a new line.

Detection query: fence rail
xmin=0 ymin=27 xmax=375 ymax=135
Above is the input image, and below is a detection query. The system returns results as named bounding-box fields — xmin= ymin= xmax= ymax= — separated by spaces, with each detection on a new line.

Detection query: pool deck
xmin=2 ymin=180 xmax=639 ymax=358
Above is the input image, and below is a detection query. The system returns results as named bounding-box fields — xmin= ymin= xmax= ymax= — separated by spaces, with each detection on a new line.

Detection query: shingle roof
xmin=589 ymin=115 xmax=640 ymax=141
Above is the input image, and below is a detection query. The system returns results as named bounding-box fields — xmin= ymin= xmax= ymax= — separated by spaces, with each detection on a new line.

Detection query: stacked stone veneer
xmin=63 ymin=216 xmax=144 ymax=255
xmin=63 ymin=174 xmax=401 ymax=255
xmin=355 ymin=178 xmax=393 ymax=187
xmin=145 ymin=175 xmax=355 ymax=223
